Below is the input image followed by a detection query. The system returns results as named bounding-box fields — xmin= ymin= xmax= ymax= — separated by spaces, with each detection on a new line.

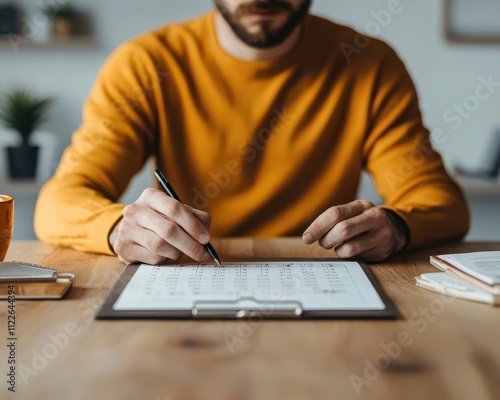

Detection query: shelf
xmin=0 ymin=36 xmax=97 ymax=50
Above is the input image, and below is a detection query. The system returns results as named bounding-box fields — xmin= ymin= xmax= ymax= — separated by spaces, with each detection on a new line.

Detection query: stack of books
xmin=416 ymin=251 xmax=500 ymax=305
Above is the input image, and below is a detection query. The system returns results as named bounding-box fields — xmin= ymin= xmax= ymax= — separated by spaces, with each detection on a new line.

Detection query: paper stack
xmin=416 ymin=251 xmax=500 ymax=305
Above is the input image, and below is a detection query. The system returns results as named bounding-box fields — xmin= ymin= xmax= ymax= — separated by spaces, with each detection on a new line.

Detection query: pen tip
xmin=215 ymin=258 xmax=222 ymax=267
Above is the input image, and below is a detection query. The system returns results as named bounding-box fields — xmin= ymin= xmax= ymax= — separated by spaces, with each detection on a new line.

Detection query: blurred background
xmin=1 ymin=0 xmax=499 ymax=241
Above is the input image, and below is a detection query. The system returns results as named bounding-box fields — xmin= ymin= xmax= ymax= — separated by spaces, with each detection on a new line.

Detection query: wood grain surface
xmin=1 ymin=239 xmax=499 ymax=400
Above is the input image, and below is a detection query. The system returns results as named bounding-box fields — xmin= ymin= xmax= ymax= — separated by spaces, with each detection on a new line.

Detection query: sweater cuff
xmin=379 ymin=206 xmax=411 ymax=252
xmin=91 ymin=204 xmax=125 ymax=255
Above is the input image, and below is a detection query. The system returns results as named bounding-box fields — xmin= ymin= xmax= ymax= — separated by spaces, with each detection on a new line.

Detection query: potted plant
xmin=41 ymin=3 xmax=75 ymax=39
xmin=0 ymin=89 xmax=54 ymax=179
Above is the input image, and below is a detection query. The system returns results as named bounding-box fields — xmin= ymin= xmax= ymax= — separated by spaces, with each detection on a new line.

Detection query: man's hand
xmin=109 ymin=188 xmax=212 ymax=265
xmin=302 ymin=200 xmax=408 ymax=262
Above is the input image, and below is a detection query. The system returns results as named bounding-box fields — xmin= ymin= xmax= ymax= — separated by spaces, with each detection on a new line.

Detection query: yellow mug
xmin=0 ymin=195 xmax=14 ymax=261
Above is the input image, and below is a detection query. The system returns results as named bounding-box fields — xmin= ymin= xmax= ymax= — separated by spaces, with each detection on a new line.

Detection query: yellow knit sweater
xmin=34 ymin=12 xmax=469 ymax=255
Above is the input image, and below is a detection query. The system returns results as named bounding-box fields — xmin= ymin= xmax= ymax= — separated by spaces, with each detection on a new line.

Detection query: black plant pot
xmin=7 ymin=143 xmax=39 ymax=179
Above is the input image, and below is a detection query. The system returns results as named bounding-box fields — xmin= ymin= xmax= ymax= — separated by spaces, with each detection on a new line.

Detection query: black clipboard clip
xmin=192 ymin=297 xmax=303 ymax=319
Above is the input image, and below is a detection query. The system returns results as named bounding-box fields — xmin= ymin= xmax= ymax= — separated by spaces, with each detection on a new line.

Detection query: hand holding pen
xmin=154 ymin=169 xmax=222 ymax=266
xmin=109 ymin=170 xmax=221 ymax=266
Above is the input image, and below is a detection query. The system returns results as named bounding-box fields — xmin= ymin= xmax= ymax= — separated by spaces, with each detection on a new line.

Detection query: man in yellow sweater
xmin=34 ymin=0 xmax=469 ymax=265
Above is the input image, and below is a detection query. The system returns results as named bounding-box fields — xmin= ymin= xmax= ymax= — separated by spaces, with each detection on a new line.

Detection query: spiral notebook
xmin=0 ymin=261 xmax=74 ymax=299
xmin=0 ymin=262 xmax=58 ymax=281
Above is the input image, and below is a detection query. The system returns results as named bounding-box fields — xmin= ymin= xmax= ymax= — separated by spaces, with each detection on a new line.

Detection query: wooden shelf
xmin=0 ymin=36 xmax=97 ymax=50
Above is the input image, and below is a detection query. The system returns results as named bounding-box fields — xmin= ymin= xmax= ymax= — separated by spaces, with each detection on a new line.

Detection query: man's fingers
xmin=303 ymin=200 xmax=374 ymax=244
xmin=142 ymin=188 xmax=211 ymax=244
xmin=118 ymin=242 xmax=179 ymax=266
xmin=114 ymin=189 xmax=214 ymax=265
xmin=185 ymin=205 xmax=212 ymax=230
xmin=333 ymin=234 xmax=377 ymax=259
xmin=317 ymin=208 xmax=378 ymax=249
xmin=162 ymin=198 xmax=211 ymax=244
xmin=334 ymin=227 xmax=394 ymax=261
xmin=124 ymin=196 xmax=210 ymax=263
xmin=113 ymin=215 xmax=183 ymax=264
xmin=339 ymin=237 xmax=393 ymax=262
xmin=148 ymin=216 xmax=209 ymax=262
xmin=301 ymin=200 xmax=401 ymax=261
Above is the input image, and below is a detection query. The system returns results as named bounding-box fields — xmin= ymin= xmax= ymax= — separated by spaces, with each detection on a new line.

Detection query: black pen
xmin=154 ymin=169 xmax=222 ymax=266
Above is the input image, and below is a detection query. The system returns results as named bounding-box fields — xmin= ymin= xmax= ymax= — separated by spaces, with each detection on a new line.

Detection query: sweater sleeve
xmin=362 ymin=47 xmax=470 ymax=249
xmin=34 ymin=42 xmax=160 ymax=254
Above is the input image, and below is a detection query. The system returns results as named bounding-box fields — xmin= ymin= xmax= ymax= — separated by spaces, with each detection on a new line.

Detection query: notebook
xmin=429 ymin=251 xmax=500 ymax=295
xmin=0 ymin=261 xmax=74 ymax=299
xmin=97 ymin=259 xmax=397 ymax=319
xmin=416 ymin=272 xmax=499 ymax=306
xmin=0 ymin=261 xmax=58 ymax=281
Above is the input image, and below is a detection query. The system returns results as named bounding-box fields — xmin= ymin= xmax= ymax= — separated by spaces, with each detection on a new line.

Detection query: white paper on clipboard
xmin=112 ymin=261 xmax=386 ymax=313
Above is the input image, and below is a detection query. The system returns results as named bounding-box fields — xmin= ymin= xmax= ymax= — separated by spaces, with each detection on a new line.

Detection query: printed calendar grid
xmin=112 ymin=261 xmax=386 ymax=311
xmin=141 ymin=262 xmax=362 ymax=301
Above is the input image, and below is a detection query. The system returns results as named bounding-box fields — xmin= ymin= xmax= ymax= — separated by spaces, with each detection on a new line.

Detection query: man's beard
xmin=214 ymin=0 xmax=312 ymax=48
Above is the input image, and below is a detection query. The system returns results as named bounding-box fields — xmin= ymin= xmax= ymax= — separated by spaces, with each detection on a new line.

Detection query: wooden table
xmin=1 ymin=239 xmax=499 ymax=400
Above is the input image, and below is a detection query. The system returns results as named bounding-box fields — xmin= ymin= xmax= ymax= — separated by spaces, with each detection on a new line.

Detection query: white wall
xmin=1 ymin=0 xmax=500 ymax=239
xmin=314 ymin=0 xmax=500 ymax=169
xmin=3 ymin=0 xmax=500 ymax=171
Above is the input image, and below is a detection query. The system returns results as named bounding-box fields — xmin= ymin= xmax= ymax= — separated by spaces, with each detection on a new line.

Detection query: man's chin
xmin=241 ymin=13 xmax=288 ymax=27
xmin=217 ymin=0 xmax=311 ymax=49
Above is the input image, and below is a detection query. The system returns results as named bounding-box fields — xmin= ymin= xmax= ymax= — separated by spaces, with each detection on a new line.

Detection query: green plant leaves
xmin=0 ymin=89 xmax=54 ymax=143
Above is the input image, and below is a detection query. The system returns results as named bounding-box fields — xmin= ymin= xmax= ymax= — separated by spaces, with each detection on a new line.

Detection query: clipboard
xmin=96 ymin=259 xmax=397 ymax=320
